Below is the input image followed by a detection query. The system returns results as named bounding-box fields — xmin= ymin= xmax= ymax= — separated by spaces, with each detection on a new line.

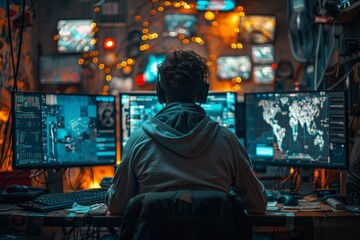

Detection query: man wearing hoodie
xmin=105 ymin=49 xmax=267 ymax=215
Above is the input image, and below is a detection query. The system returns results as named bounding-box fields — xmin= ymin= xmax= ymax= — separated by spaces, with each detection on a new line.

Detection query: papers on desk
xmin=66 ymin=202 xmax=107 ymax=215
xmin=282 ymin=200 xmax=333 ymax=212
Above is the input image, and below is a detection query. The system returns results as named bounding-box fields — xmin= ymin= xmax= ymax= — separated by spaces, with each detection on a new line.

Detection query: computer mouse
xmin=6 ymin=185 xmax=29 ymax=193
xmin=276 ymin=194 xmax=299 ymax=206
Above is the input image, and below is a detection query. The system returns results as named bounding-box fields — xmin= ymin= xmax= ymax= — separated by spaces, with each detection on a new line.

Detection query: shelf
xmin=336 ymin=1 xmax=360 ymax=23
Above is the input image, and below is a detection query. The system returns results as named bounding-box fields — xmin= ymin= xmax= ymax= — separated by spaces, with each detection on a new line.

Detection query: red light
xmin=136 ymin=74 xmax=145 ymax=86
xmin=272 ymin=63 xmax=277 ymax=69
xmin=104 ymin=38 xmax=116 ymax=50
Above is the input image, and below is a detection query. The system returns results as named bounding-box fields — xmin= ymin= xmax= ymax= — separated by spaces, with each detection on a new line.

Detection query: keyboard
xmin=17 ymin=188 xmax=107 ymax=212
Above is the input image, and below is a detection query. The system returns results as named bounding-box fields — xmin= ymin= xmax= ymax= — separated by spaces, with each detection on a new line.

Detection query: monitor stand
xmin=293 ymin=168 xmax=315 ymax=196
xmin=46 ymin=169 xmax=64 ymax=193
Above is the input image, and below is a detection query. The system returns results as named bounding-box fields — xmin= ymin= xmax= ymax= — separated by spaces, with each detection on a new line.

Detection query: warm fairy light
xmin=143 ymin=21 xmax=149 ymax=27
xmin=235 ymin=77 xmax=242 ymax=83
xmin=93 ymin=58 xmax=98 ymax=63
xmin=231 ymin=43 xmax=237 ymax=49
xmin=106 ymin=75 xmax=112 ymax=81
xmin=199 ymin=40 xmax=204 ymax=45
xmin=239 ymin=12 xmax=245 ymax=17
xmin=212 ymin=21 xmax=218 ymax=26
xmin=237 ymin=43 xmax=243 ymax=49
xmin=90 ymin=39 xmax=97 ymax=45
xmin=153 ymin=33 xmax=158 ymax=38
xmin=151 ymin=9 xmax=157 ymax=14
xmin=158 ymin=6 xmax=164 ymax=11
xmin=121 ymin=61 xmax=127 ymax=67
xmin=290 ymin=167 xmax=295 ymax=174
xmin=183 ymin=4 xmax=191 ymax=9
xmin=99 ymin=64 xmax=105 ymax=70
xmin=210 ymin=55 xmax=216 ymax=61
xmin=204 ymin=11 xmax=215 ymax=21
xmin=142 ymin=28 xmax=149 ymax=34
xmin=195 ymin=37 xmax=202 ymax=43
xmin=94 ymin=7 xmax=100 ymax=12
xmin=53 ymin=35 xmax=59 ymax=40
xmin=135 ymin=15 xmax=141 ymax=21
xmin=164 ymin=1 xmax=171 ymax=6
xmin=234 ymin=27 xmax=240 ymax=33
xmin=182 ymin=39 xmax=189 ymax=44
xmin=105 ymin=68 xmax=111 ymax=73
xmin=127 ymin=58 xmax=135 ymax=65
xmin=116 ymin=63 xmax=122 ymax=69
xmin=151 ymin=0 xmax=158 ymax=2
xmin=142 ymin=35 xmax=148 ymax=41
xmin=102 ymin=92 xmax=108 ymax=95
xmin=103 ymin=85 xmax=109 ymax=91
xmin=237 ymin=6 xmax=244 ymax=11
xmin=78 ymin=58 xmax=84 ymax=65
xmin=174 ymin=2 xmax=181 ymax=7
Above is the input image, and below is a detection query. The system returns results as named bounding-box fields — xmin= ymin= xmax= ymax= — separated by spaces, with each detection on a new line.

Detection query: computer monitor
xmin=244 ymin=90 xmax=348 ymax=169
xmin=57 ymin=19 xmax=95 ymax=53
xmin=216 ymin=56 xmax=252 ymax=80
xmin=252 ymin=44 xmax=275 ymax=64
xmin=39 ymin=54 xmax=82 ymax=85
xmin=253 ymin=65 xmax=275 ymax=84
xmin=163 ymin=13 xmax=198 ymax=37
xmin=12 ymin=92 xmax=117 ymax=170
xmin=119 ymin=91 xmax=237 ymax=150
xmin=196 ymin=0 xmax=236 ymax=11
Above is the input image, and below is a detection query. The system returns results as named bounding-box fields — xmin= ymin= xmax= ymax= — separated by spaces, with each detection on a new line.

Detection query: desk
xmin=0 ymin=204 xmax=360 ymax=239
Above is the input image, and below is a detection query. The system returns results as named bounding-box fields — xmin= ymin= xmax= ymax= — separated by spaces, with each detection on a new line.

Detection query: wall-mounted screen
xmin=143 ymin=54 xmax=166 ymax=84
xmin=12 ymin=92 xmax=117 ymax=170
xmin=57 ymin=19 xmax=95 ymax=53
xmin=196 ymin=0 xmax=236 ymax=11
xmin=163 ymin=13 xmax=198 ymax=37
xmin=39 ymin=55 xmax=82 ymax=85
xmin=216 ymin=56 xmax=252 ymax=80
xmin=252 ymin=44 xmax=275 ymax=64
xmin=240 ymin=15 xmax=276 ymax=44
xmin=244 ymin=90 xmax=348 ymax=169
xmin=253 ymin=65 xmax=275 ymax=84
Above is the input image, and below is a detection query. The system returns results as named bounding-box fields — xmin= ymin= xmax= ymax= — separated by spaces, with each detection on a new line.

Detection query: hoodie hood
xmin=142 ymin=103 xmax=219 ymax=158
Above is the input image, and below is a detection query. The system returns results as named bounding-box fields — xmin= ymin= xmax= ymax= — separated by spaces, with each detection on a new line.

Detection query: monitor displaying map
xmin=244 ymin=90 xmax=348 ymax=169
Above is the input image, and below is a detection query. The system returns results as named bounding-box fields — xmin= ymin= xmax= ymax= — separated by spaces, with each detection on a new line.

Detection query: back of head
xmin=157 ymin=50 xmax=210 ymax=104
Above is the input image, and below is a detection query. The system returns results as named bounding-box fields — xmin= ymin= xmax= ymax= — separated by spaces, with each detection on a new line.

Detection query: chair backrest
xmin=120 ymin=190 xmax=253 ymax=240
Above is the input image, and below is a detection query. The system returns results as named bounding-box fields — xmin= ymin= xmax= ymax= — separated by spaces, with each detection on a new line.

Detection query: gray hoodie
xmin=106 ymin=102 xmax=267 ymax=214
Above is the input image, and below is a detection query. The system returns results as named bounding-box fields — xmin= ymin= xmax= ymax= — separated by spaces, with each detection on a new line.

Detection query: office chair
xmin=119 ymin=190 xmax=253 ymax=240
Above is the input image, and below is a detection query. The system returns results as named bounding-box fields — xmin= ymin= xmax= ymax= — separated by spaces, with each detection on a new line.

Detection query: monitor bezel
xmin=244 ymin=89 xmax=349 ymax=170
xmin=11 ymin=91 xmax=118 ymax=170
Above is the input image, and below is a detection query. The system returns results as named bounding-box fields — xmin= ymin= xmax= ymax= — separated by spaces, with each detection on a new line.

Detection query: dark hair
xmin=158 ymin=50 xmax=210 ymax=103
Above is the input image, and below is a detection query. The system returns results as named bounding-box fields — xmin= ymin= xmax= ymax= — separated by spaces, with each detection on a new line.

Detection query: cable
xmin=349 ymin=84 xmax=360 ymax=131
xmin=327 ymin=64 xmax=356 ymax=90
xmin=316 ymin=23 xmax=337 ymax=90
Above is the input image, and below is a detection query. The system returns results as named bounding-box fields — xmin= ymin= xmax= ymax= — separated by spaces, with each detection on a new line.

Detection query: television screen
xmin=57 ymin=19 xmax=95 ymax=53
xmin=216 ymin=56 xmax=252 ymax=80
xmin=253 ymin=65 xmax=275 ymax=84
xmin=143 ymin=54 xmax=166 ymax=84
xmin=12 ymin=92 xmax=117 ymax=169
xmin=252 ymin=44 xmax=275 ymax=64
xmin=119 ymin=91 xmax=237 ymax=150
xmin=240 ymin=15 xmax=276 ymax=44
xmin=164 ymin=13 xmax=198 ymax=37
xmin=39 ymin=55 xmax=82 ymax=84
xmin=196 ymin=0 xmax=236 ymax=11
xmin=244 ymin=90 xmax=348 ymax=169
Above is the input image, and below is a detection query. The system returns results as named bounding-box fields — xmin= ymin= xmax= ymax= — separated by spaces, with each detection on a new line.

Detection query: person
xmin=105 ymin=49 xmax=267 ymax=215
